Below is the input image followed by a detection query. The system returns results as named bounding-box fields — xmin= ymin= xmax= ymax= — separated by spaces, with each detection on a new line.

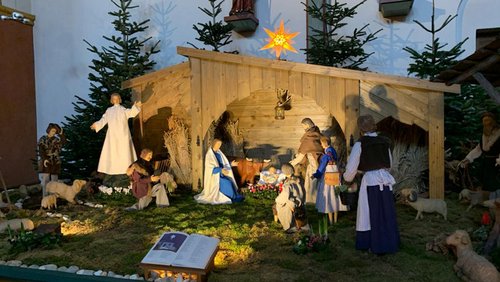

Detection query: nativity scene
xmin=1 ymin=0 xmax=500 ymax=281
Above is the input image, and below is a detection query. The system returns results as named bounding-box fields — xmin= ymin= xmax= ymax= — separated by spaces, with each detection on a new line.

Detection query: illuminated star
xmin=260 ymin=20 xmax=300 ymax=60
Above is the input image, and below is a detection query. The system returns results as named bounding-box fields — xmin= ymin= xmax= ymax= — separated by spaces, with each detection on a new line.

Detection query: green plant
xmin=61 ymin=0 xmax=159 ymax=179
xmin=403 ymin=0 xmax=467 ymax=79
xmin=188 ymin=0 xmax=233 ymax=52
xmin=334 ymin=184 xmax=348 ymax=196
xmin=302 ymin=0 xmax=381 ymax=70
xmin=7 ymin=225 xmax=62 ymax=254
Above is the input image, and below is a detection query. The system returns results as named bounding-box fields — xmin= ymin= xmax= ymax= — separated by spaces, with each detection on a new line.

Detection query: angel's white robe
xmin=94 ymin=104 xmax=140 ymax=175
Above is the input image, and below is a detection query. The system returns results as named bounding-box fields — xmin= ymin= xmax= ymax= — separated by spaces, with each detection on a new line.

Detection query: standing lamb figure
xmin=406 ymin=191 xmax=447 ymax=220
xmin=446 ymin=230 xmax=500 ymax=282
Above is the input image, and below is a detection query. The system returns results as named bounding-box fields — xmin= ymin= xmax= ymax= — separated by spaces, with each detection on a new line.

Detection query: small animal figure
xmin=46 ymin=179 xmax=87 ymax=204
xmin=406 ymin=191 xmax=447 ymax=220
xmin=236 ymin=158 xmax=271 ymax=185
xmin=459 ymin=189 xmax=491 ymax=211
xmin=446 ymin=230 xmax=500 ymax=282
xmin=41 ymin=193 xmax=58 ymax=210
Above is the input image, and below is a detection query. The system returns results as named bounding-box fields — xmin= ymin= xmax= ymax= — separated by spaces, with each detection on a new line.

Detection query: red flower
xmin=482 ymin=211 xmax=491 ymax=225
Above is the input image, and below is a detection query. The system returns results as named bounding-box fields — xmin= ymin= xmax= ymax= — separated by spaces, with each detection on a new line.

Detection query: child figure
xmin=313 ymin=136 xmax=348 ymax=224
xmin=258 ymin=166 xmax=287 ymax=185
xmin=273 ymin=163 xmax=305 ymax=232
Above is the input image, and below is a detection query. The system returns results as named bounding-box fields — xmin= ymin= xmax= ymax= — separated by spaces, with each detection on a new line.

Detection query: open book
xmin=141 ymin=232 xmax=219 ymax=270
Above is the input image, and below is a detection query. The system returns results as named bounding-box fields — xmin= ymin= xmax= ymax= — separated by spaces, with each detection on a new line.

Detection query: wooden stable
xmin=123 ymin=47 xmax=459 ymax=199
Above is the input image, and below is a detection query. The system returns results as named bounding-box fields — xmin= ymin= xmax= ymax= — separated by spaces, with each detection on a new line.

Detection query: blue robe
xmin=213 ymin=152 xmax=244 ymax=202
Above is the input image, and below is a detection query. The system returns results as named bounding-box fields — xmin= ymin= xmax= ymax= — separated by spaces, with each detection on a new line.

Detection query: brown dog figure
xmin=446 ymin=230 xmax=500 ymax=282
xmin=46 ymin=179 xmax=86 ymax=204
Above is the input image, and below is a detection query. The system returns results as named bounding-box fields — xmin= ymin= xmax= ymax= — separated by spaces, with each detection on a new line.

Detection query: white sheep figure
xmin=446 ymin=230 xmax=500 ymax=282
xmin=406 ymin=190 xmax=447 ymax=220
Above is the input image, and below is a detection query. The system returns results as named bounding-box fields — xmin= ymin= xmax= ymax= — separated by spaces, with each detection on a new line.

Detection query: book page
xmin=141 ymin=232 xmax=189 ymax=266
xmin=172 ymin=234 xmax=219 ymax=269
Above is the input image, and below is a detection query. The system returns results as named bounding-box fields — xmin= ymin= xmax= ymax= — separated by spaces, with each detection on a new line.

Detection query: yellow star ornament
xmin=260 ymin=20 xmax=300 ymax=60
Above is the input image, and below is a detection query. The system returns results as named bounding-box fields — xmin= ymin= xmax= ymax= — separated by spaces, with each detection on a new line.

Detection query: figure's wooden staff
xmin=0 ymin=157 xmax=12 ymax=209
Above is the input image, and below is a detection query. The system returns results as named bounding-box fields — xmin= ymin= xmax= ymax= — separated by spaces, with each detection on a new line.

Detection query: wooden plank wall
xmin=193 ymin=60 xmax=357 ymax=190
xmin=226 ymin=90 xmax=332 ymax=162
xmin=359 ymin=81 xmax=429 ymax=131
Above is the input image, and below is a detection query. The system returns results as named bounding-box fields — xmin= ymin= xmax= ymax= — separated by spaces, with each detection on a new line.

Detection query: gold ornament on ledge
xmin=275 ymin=88 xmax=291 ymax=120
xmin=260 ymin=20 xmax=299 ymax=60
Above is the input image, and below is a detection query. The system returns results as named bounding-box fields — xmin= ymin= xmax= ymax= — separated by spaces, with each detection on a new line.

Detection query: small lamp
xmin=275 ymin=105 xmax=285 ymax=120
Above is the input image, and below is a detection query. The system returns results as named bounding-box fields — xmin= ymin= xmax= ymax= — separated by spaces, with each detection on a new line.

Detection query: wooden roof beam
xmin=446 ymin=53 xmax=500 ymax=85
xmin=472 ymin=72 xmax=500 ymax=104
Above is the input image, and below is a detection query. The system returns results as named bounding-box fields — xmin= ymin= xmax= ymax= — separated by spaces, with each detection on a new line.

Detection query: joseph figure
xmin=230 ymin=0 xmax=254 ymax=15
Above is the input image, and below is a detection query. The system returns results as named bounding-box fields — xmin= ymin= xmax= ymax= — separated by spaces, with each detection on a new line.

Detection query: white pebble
xmin=40 ymin=264 xmax=57 ymax=271
xmin=14 ymin=203 xmax=23 ymax=209
xmin=7 ymin=260 xmax=22 ymax=266
xmin=66 ymin=265 xmax=79 ymax=273
xmin=77 ymin=269 xmax=94 ymax=276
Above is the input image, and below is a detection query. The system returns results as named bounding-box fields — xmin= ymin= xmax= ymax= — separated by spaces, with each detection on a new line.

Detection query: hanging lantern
xmin=275 ymin=104 xmax=285 ymax=120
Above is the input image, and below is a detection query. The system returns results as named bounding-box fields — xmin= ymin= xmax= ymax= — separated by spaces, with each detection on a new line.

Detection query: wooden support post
xmin=190 ymin=58 xmax=203 ymax=192
xmin=428 ymin=91 xmax=445 ymax=199
xmin=473 ymin=72 xmax=500 ymax=104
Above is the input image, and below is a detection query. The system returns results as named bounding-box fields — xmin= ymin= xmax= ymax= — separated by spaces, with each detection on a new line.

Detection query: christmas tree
xmin=302 ymin=0 xmax=381 ymax=70
xmin=61 ymin=0 xmax=159 ymax=179
xmin=403 ymin=0 xmax=467 ymax=80
xmin=188 ymin=0 xmax=233 ymax=52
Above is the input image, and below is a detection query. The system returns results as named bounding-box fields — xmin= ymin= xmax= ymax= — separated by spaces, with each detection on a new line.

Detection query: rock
xmin=94 ymin=270 xmax=103 ymax=276
xmin=27 ymin=184 xmax=41 ymax=194
xmin=57 ymin=266 xmax=68 ymax=272
xmin=95 ymin=204 xmax=104 ymax=208
xmin=101 ymin=271 xmax=108 ymax=276
xmin=125 ymin=275 xmax=130 ymax=279
xmin=76 ymin=269 xmax=94 ymax=276
xmin=66 ymin=265 xmax=79 ymax=273
xmin=54 ymin=213 xmax=63 ymax=218
xmin=0 ymin=219 xmax=34 ymax=233
xmin=62 ymin=215 xmax=70 ymax=221
xmin=114 ymin=275 xmax=124 ymax=278
xmin=40 ymin=264 xmax=58 ymax=271
xmin=28 ymin=265 xmax=39 ymax=269
xmin=0 ymin=260 xmax=5 ymax=265
xmin=18 ymin=185 xmax=28 ymax=197
xmin=20 ymin=264 xmax=28 ymax=268
xmin=7 ymin=260 xmax=22 ymax=267
xmin=14 ymin=202 xmax=23 ymax=209
xmin=130 ymin=274 xmax=142 ymax=280
xmin=108 ymin=271 xmax=116 ymax=277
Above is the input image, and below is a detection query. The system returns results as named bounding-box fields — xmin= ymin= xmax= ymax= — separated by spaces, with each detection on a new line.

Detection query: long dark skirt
xmin=356 ymin=185 xmax=400 ymax=254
